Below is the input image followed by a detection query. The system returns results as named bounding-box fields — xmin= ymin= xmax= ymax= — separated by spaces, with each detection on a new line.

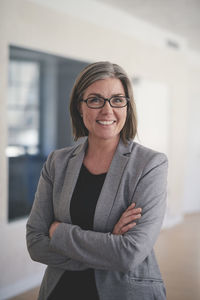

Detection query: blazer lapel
xmin=93 ymin=140 xmax=133 ymax=232
xmin=59 ymin=140 xmax=88 ymax=223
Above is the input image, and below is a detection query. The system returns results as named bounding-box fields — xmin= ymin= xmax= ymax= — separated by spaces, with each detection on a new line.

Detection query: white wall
xmin=134 ymin=79 xmax=170 ymax=155
xmin=0 ymin=0 xmax=199 ymax=298
xmin=183 ymin=56 xmax=200 ymax=214
xmin=0 ymin=220 xmax=45 ymax=299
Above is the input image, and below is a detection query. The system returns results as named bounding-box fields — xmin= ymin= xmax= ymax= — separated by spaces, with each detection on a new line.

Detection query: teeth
xmin=97 ymin=121 xmax=115 ymax=125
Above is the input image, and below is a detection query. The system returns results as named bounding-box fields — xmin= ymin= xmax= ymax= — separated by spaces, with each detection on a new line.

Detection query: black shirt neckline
xmin=82 ymin=163 xmax=107 ymax=177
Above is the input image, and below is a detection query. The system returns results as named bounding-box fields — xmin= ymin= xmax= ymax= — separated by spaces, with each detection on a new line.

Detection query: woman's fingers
xmin=124 ymin=203 xmax=142 ymax=215
xmin=126 ymin=202 xmax=136 ymax=211
xmin=112 ymin=204 xmax=142 ymax=235
xmin=123 ymin=207 xmax=142 ymax=218
xmin=120 ymin=222 xmax=136 ymax=235
xmin=119 ymin=213 xmax=141 ymax=227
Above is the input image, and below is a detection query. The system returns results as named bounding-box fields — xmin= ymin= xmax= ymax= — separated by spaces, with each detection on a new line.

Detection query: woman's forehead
xmin=83 ymin=78 xmax=125 ymax=98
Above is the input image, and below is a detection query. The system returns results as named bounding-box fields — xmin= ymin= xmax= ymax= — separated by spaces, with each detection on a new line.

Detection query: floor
xmin=155 ymin=213 xmax=200 ymax=300
xmin=9 ymin=213 xmax=200 ymax=300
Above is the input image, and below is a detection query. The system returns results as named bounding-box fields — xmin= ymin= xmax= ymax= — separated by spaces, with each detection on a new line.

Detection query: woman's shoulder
xmin=51 ymin=144 xmax=80 ymax=159
xmin=126 ymin=140 xmax=168 ymax=171
xmin=131 ymin=141 xmax=167 ymax=159
xmin=45 ymin=139 xmax=87 ymax=169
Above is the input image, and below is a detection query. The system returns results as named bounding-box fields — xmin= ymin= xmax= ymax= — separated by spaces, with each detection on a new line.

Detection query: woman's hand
xmin=49 ymin=221 xmax=61 ymax=238
xmin=113 ymin=203 xmax=142 ymax=235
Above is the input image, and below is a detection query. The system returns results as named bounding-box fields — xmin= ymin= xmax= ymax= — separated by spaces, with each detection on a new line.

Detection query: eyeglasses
xmin=80 ymin=96 xmax=129 ymax=109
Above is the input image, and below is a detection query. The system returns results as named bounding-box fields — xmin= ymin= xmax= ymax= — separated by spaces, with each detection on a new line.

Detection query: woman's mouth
xmin=96 ymin=120 xmax=116 ymax=125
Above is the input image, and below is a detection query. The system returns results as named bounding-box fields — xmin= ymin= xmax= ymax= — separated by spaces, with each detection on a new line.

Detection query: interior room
xmin=0 ymin=0 xmax=200 ymax=299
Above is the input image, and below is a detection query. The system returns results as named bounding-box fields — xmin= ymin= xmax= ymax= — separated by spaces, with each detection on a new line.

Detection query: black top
xmin=48 ymin=164 xmax=107 ymax=300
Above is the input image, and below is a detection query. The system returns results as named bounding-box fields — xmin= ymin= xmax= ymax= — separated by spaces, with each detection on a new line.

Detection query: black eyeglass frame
xmin=80 ymin=96 xmax=129 ymax=109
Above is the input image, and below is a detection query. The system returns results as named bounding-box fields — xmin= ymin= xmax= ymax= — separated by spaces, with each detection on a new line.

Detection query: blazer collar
xmin=73 ymin=137 xmax=133 ymax=157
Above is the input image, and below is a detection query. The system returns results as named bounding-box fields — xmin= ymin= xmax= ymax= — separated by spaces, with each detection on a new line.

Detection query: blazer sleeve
xmin=26 ymin=152 xmax=89 ymax=271
xmin=49 ymin=153 xmax=168 ymax=273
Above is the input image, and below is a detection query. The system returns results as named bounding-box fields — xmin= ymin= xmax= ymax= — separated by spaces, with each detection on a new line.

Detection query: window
xmin=7 ymin=60 xmax=40 ymax=156
xmin=7 ymin=59 xmax=42 ymax=221
xmin=7 ymin=46 xmax=88 ymax=221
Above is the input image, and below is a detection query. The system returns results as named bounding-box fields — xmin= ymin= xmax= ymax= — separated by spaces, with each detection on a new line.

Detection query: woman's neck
xmin=87 ymin=135 xmax=120 ymax=158
xmin=83 ymin=135 xmax=120 ymax=174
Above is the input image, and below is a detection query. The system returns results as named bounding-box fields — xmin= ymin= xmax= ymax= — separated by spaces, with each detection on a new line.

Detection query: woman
xmin=26 ymin=61 xmax=168 ymax=300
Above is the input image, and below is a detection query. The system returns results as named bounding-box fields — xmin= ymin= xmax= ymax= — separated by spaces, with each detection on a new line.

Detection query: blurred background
xmin=0 ymin=0 xmax=199 ymax=299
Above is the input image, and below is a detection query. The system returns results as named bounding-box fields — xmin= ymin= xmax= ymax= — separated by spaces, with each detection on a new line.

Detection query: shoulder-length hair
xmin=69 ymin=61 xmax=137 ymax=144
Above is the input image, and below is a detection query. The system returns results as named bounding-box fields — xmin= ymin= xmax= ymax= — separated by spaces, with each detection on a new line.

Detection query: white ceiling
xmin=98 ymin=0 xmax=200 ymax=53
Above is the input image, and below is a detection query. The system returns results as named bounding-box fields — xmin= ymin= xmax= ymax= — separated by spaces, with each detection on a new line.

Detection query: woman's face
xmin=80 ymin=77 xmax=127 ymax=143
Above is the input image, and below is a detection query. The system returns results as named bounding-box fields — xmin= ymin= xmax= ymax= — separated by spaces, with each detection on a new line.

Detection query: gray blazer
xmin=26 ymin=139 xmax=168 ymax=300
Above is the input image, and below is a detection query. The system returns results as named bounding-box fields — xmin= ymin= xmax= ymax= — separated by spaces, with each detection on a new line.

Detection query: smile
xmin=96 ymin=120 xmax=116 ymax=125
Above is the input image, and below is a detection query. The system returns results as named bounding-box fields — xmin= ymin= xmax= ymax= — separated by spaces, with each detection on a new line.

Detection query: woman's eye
xmin=112 ymin=97 xmax=123 ymax=103
xmin=89 ymin=97 xmax=101 ymax=103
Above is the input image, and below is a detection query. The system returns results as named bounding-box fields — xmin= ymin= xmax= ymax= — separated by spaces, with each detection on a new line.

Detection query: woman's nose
xmin=101 ymin=101 xmax=113 ymax=113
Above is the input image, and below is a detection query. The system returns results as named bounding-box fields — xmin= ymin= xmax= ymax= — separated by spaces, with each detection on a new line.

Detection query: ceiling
xmin=98 ymin=0 xmax=200 ymax=53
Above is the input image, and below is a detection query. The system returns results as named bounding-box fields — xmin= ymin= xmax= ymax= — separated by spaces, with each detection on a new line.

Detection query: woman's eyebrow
xmin=87 ymin=93 xmax=125 ymax=97
xmin=87 ymin=93 xmax=102 ymax=97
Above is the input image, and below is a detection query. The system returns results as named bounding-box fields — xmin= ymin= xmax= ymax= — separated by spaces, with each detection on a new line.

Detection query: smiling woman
xmin=80 ymin=78 xmax=127 ymax=145
xmin=26 ymin=61 xmax=168 ymax=300
xmin=70 ymin=62 xmax=137 ymax=145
